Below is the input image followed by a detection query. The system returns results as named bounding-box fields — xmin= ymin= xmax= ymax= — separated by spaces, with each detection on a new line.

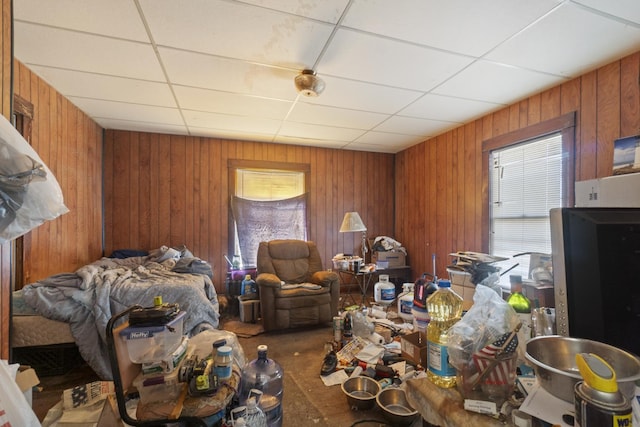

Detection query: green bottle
xmin=507 ymin=275 xmax=532 ymax=347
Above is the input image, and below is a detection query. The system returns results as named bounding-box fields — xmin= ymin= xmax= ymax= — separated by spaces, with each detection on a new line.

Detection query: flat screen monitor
xmin=550 ymin=207 xmax=640 ymax=356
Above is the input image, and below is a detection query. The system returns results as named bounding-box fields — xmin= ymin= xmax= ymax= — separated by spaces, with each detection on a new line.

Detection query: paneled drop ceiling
xmin=13 ymin=0 xmax=640 ymax=153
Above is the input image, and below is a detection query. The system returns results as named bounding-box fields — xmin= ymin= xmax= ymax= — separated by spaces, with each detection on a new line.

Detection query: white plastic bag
xmin=0 ymin=360 xmax=41 ymax=427
xmin=0 ymin=114 xmax=68 ymax=243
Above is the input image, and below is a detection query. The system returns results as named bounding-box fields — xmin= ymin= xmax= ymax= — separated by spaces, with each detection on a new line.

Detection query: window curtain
xmin=231 ymin=194 xmax=307 ymax=267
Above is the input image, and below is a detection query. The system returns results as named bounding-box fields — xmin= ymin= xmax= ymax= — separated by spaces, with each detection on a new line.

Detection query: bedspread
xmin=21 ymin=255 xmax=220 ymax=380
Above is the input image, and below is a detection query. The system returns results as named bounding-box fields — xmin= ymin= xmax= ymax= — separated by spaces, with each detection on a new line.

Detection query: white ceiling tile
xmin=183 ymin=110 xmax=284 ymax=135
xmin=574 ymin=0 xmax=640 ymax=25
xmin=400 ymin=93 xmax=504 ymax=122
xmin=320 ymin=29 xmax=474 ymax=91
xmin=189 ymin=127 xmax=275 ymax=143
xmin=374 ymin=116 xmax=453 ymax=136
xmin=287 ymin=102 xmax=388 ymax=129
xmin=68 ymin=98 xmax=184 ymax=125
xmin=174 ymin=86 xmax=292 ymax=120
xmin=28 ymin=66 xmax=176 ymax=107
xmin=486 ymin=2 xmax=640 ymax=77
xmin=343 ymin=0 xmax=561 ymax=57
xmin=276 ymin=135 xmax=348 ymax=149
xmin=139 ymin=0 xmax=334 ymax=68
xmin=97 ymin=119 xmax=188 ymax=136
xmin=14 ymin=0 xmax=149 ymax=42
xmin=433 ymin=60 xmax=567 ymax=105
xmin=159 ymin=48 xmax=296 ymax=100
xmin=14 ymin=22 xmax=165 ymax=81
xmin=277 ymin=121 xmax=366 ymax=141
xmin=235 ymin=0 xmax=351 ymax=23
xmin=309 ymin=75 xmax=423 ymax=114
xmin=354 ymin=131 xmax=426 ymax=148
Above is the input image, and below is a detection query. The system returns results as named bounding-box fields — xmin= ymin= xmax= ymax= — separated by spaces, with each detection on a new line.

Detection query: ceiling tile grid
xmin=12 ymin=0 xmax=640 ymax=153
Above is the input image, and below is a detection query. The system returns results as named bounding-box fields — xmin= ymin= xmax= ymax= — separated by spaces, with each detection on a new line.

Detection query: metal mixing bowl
xmin=341 ymin=376 xmax=381 ymax=410
xmin=376 ymin=387 xmax=418 ymax=426
xmin=525 ymin=335 xmax=640 ymax=403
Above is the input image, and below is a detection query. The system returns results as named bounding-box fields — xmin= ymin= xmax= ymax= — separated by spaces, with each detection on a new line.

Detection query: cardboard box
xmin=522 ymin=280 xmax=555 ymax=308
xmin=373 ymin=251 xmax=406 ymax=268
xmin=16 ymin=366 xmax=39 ymax=407
xmin=449 ymin=269 xmax=475 ymax=311
xmin=400 ymin=331 xmax=427 ymax=366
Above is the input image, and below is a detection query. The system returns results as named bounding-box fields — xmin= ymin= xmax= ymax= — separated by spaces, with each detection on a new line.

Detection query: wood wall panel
xmin=103 ymin=133 xmax=396 ymax=292
xmin=395 ymin=50 xmax=640 ymax=283
xmin=0 ymin=0 xmax=11 ymax=360
xmin=13 ymin=60 xmax=104 ymax=283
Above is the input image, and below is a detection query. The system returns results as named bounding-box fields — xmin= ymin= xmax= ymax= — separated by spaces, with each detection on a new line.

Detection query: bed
xmin=11 ymin=246 xmax=220 ymax=380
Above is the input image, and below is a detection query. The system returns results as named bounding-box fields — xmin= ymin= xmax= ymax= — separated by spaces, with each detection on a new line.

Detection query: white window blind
xmin=489 ymin=133 xmax=564 ymax=287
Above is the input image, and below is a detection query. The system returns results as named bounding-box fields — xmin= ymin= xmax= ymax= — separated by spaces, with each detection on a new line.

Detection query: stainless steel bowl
xmin=341 ymin=376 xmax=381 ymax=410
xmin=376 ymin=387 xmax=418 ymax=426
xmin=525 ymin=335 xmax=640 ymax=403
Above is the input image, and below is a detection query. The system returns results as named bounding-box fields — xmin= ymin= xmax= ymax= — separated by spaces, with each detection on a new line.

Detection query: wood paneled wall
xmin=395 ymin=51 xmax=640 ymax=282
xmin=12 ymin=60 xmax=104 ymax=282
xmin=103 ymin=132 xmax=396 ymax=292
xmin=0 ymin=0 xmax=12 ymax=360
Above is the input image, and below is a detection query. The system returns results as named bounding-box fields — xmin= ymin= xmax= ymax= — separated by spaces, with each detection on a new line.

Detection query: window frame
xmin=481 ymin=112 xmax=576 ymax=253
xmin=227 ymin=159 xmax=311 ymax=262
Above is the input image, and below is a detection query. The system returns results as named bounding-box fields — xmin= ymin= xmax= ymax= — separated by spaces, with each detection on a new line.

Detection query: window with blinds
xmin=489 ymin=133 xmax=564 ymax=285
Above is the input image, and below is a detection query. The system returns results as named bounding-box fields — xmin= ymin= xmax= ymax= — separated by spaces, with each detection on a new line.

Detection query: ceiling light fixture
xmin=294 ymin=69 xmax=325 ymax=97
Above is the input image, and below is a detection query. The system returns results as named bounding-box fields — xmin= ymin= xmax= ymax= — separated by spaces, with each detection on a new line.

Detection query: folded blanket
xmin=281 ymin=282 xmax=322 ymax=290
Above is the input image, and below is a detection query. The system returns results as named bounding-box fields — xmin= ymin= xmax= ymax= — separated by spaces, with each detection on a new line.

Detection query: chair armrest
xmin=310 ymin=270 xmax=339 ymax=287
xmin=256 ymin=273 xmax=282 ymax=288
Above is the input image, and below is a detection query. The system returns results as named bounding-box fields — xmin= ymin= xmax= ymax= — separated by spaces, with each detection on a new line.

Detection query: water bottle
xmin=426 ymin=279 xmax=463 ymax=388
xmin=241 ymin=274 xmax=256 ymax=295
xmin=244 ymin=393 xmax=267 ymax=427
xmin=239 ymin=345 xmax=284 ymax=427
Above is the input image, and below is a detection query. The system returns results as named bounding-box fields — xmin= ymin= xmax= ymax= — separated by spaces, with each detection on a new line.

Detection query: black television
xmin=550 ymin=207 xmax=640 ymax=356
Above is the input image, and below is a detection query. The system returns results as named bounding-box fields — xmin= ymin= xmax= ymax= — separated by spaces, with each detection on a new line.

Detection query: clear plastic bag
xmin=0 ymin=114 xmax=68 ymax=243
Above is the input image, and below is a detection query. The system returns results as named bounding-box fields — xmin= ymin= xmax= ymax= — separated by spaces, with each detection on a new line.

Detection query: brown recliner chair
xmin=256 ymin=239 xmax=340 ymax=331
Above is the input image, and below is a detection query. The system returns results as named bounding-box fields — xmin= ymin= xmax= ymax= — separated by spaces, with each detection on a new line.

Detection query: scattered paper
xmin=519 ymin=381 xmax=574 ymax=426
xmin=320 ymin=369 xmax=349 ymax=386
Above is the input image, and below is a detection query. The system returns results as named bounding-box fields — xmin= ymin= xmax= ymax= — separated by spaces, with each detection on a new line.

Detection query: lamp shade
xmin=339 ymin=212 xmax=366 ymax=232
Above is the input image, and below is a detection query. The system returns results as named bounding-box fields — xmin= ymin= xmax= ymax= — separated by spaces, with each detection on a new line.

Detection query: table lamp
xmin=339 ymin=212 xmax=367 ymax=264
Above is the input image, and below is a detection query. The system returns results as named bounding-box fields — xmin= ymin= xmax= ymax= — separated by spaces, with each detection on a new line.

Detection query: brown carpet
xmin=223 ymin=319 xmax=264 ymax=338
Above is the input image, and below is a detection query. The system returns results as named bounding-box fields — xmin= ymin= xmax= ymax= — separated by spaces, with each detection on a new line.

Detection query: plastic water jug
xmin=239 ymin=345 xmax=283 ymax=427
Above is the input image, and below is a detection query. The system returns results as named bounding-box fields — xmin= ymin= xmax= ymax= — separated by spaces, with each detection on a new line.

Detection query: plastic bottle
xmin=241 ymin=274 xmax=256 ymax=295
xmin=426 ymin=279 xmax=463 ymax=388
xmin=507 ymin=274 xmax=532 ymax=359
xmin=239 ymin=345 xmax=284 ymax=427
xmin=214 ymin=345 xmax=233 ymax=380
xmin=397 ymin=282 xmax=414 ymax=321
xmin=374 ymin=274 xmax=395 ymax=305
xmin=244 ymin=393 xmax=267 ymax=427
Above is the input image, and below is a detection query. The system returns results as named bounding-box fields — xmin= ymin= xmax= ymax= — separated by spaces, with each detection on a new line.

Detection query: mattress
xmin=12 ymin=314 xmax=74 ymax=348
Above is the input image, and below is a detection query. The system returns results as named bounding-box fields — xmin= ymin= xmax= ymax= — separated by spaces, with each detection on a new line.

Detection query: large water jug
xmin=239 ymin=345 xmax=284 ymax=427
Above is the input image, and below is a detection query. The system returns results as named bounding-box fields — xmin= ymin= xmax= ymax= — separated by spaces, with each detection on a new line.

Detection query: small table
xmin=337 ymin=269 xmax=375 ymax=306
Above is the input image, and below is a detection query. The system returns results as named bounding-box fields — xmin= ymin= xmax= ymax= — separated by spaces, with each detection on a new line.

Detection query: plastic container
xmin=214 ymin=345 xmax=233 ymax=380
xmin=119 ymin=311 xmax=185 ymax=363
xmin=397 ymin=282 xmax=414 ymax=322
xmin=239 ymin=345 xmax=284 ymax=427
xmin=133 ymin=361 xmax=183 ymax=404
xmin=507 ymin=274 xmax=532 ymax=343
xmin=411 ymin=306 xmax=430 ymax=334
xmin=242 ymin=274 xmax=256 ymax=295
xmin=426 ymin=279 xmax=463 ymax=388
xmin=374 ymin=274 xmax=395 ymax=305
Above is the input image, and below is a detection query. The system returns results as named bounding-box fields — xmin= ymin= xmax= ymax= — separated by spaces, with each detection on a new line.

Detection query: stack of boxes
xmin=119 ymin=311 xmax=190 ymax=405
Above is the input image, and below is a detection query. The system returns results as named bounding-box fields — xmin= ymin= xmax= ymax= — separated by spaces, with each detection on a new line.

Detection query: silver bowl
xmin=376 ymin=387 xmax=418 ymax=426
xmin=525 ymin=335 xmax=640 ymax=403
xmin=341 ymin=376 xmax=381 ymax=410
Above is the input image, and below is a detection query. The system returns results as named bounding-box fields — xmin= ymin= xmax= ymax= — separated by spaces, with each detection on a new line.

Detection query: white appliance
xmin=575 ymin=173 xmax=640 ymax=207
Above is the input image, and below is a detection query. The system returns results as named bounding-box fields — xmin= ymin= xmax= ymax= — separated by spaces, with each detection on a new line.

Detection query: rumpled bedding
xmin=21 ymin=255 xmax=220 ymax=380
